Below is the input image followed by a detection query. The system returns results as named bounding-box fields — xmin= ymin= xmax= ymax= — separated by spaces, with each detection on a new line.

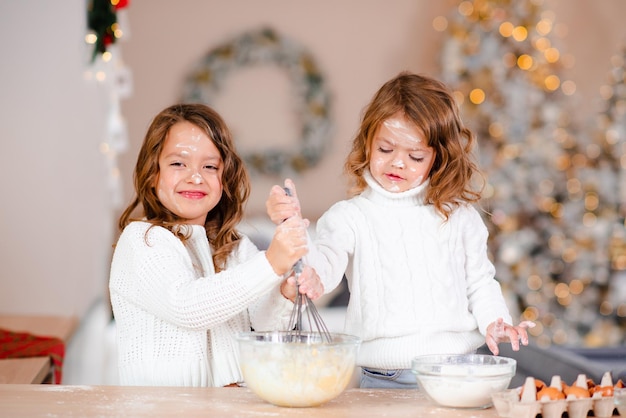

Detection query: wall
xmin=548 ymin=1 xmax=626 ymax=123
xmin=0 ymin=0 xmax=113 ymax=317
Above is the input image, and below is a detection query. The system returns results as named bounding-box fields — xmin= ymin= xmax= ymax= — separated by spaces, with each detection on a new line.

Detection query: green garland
xmin=87 ymin=0 xmax=129 ymax=62
xmin=182 ymin=27 xmax=332 ymax=176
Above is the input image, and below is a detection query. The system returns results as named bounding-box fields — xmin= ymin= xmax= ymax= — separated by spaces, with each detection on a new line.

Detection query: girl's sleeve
xmin=462 ymin=207 xmax=513 ymax=335
xmin=305 ymin=202 xmax=355 ymax=295
xmin=110 ymin=226 xmax=284 ymax=331
xmin=236 ymin=237 xmax=294 ymax=331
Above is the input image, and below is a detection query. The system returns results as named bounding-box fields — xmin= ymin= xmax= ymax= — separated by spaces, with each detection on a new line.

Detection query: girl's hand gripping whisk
xmin=282 ymin=187 xmax=304 ymax=332
xmin=282 ymin=186 xmax=331 ymax=342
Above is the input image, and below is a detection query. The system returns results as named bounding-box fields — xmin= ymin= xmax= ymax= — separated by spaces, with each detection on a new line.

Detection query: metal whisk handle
xmin=283 ymin=187 xmax=303 ymax=330
xmin=282 ymin=187 xmax=304 ymax=274
xmin=282 ymin=187 xmax=332 ymax=343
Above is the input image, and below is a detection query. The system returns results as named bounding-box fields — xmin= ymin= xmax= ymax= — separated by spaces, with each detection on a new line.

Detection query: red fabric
xmin=0 ymin=328 xmax=65 ymax=384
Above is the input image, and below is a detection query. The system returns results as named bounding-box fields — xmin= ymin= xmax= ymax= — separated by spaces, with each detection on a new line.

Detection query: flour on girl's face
xmin=391 ymin=158 xmax=405 ymax=169
xmin=368 ymin=113 xmax=435 ymax=193
xmin=190 ymin=172 xmax=202 ymax=185
xmin=174 ymin=127 xmax=205 ymax=152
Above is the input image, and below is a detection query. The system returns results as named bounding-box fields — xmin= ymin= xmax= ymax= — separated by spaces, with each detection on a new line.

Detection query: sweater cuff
xmin=248 ymin=284 xmax=294 ymax=331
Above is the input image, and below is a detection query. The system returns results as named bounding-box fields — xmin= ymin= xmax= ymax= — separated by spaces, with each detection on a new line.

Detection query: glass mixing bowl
xmin=236 ymin=331 xmax=361 ymax=407
xmin=412 ymin=353 xmax=516 ymax=409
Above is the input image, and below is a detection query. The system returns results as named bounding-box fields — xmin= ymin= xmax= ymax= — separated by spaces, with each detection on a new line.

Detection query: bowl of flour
xmin=411 ymin=354 xmax=516 ymax=409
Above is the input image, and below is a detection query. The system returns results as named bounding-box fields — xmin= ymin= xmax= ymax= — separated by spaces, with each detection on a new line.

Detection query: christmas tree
xmin=436 ymin=0 xmax=626 ymax=347
xmin=591 ymin=43 xmax=626 ymax=344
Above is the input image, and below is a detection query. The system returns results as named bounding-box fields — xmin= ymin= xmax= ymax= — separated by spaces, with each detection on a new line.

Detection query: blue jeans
xmin=360 ymin=367 xmax=417 ymax=389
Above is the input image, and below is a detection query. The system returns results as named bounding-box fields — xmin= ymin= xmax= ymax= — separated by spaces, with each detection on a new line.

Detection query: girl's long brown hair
xmin=345 ymin=72 xmax=483 ymax=220
xmin=118 ymin=103 xmax=250 ymax=271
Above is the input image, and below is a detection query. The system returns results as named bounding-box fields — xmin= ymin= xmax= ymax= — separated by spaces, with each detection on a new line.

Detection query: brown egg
xmin=564 ymin=384 xmax=591 ymax=399
xmin=592 ymin=385 xmax=614 ymax=397
xmin=537 ymin=386 xmax=566 ymax=401
xmin=535 ymin=378 xmax=547 ymax=391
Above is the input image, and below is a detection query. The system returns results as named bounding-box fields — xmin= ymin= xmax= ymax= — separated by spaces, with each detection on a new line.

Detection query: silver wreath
xmin=182 ymin=27 xmax=332 ymax=176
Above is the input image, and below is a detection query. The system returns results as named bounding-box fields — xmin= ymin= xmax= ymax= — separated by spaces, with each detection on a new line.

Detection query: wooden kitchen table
xmin=0 ymin=385 xmax=507 ymax=417
xmin=0 ymin=357 xmax=50 ymax=384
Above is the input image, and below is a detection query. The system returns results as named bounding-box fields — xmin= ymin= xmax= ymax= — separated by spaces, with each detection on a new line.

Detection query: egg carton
xmin=492 ymin=373 xmax=621 ymax=418
xmin=492 ymin=389 xmax=616 ymax=418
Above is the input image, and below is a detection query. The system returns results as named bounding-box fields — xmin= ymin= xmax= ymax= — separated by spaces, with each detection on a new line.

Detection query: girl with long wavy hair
xmin=267 ymin=72 xmax=533 ymax=389
xmin=110 ymin=103 xmax=322 ymax=387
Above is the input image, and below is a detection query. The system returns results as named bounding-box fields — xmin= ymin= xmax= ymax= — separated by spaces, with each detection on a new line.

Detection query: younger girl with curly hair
xmin=110 ymin=103 xmax=322 ymax=387
xmin=267 ymin=72 xmax=533 ymax=389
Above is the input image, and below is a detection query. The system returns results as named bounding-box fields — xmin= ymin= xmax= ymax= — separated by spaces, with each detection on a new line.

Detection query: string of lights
xmin=84 ymin=0 xmax=132 ymax=209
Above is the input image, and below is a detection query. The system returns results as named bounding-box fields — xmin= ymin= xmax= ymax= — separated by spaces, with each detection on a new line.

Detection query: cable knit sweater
xmin=306 ymin=171 xmax=512 ymax=369
xmin=109 ymin=221 xmax=293 ymax=387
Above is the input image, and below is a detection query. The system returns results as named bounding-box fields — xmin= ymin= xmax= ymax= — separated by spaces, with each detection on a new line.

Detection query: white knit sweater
xmin=306 ymin=171 xmax=512 ymax=369
xmin=109 ymin=221 xmax=293 ymax=387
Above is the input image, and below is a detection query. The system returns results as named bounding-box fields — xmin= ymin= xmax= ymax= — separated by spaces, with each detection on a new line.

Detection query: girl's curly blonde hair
xmin=345 ymin=72 xmax=483 ymax=220
xmin=118 ymin=103 xmax=250 ymax=272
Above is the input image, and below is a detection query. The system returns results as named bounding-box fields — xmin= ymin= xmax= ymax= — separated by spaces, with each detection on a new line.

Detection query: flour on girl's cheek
xmin=157 ymin=187 xmax=183 ymax=214
xmin=408 ymin=174 xmax=424 ymax=189
xmin=370 ymin=156 xmax=386 ymax=176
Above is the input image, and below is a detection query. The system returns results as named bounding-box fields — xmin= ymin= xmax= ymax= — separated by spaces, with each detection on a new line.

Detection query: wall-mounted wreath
xmin=182 ymin=27 xmax=333 ymax=176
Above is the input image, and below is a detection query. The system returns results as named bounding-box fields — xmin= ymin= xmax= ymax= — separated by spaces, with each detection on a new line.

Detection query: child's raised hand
xmin=280 ymin=265 xmax=324 ymax=302
xmin=265 ymin=215 xmax=308 ymax=276
xmin=485 ymin=318 xmax=535 ymax=355
xmin=267 ymin=178 xmax=302 ymax=225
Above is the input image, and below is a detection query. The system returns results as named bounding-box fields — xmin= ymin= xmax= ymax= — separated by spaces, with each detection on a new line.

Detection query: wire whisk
xmin=286 ymin=261 xmax=333 ymax=343
xmin=283 ymin=187 xmax=333 ymax=343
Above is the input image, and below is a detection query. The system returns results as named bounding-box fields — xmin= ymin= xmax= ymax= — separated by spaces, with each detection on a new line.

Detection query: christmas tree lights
xmin=437 ymin=0 xmax=626 ymax=347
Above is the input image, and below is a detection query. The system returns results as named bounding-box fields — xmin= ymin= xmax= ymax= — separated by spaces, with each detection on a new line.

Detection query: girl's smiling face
xmin=155 ymin=121 xmax=223 ymax=225
xmin=369 ymin=113 xmax=435 ymax=193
